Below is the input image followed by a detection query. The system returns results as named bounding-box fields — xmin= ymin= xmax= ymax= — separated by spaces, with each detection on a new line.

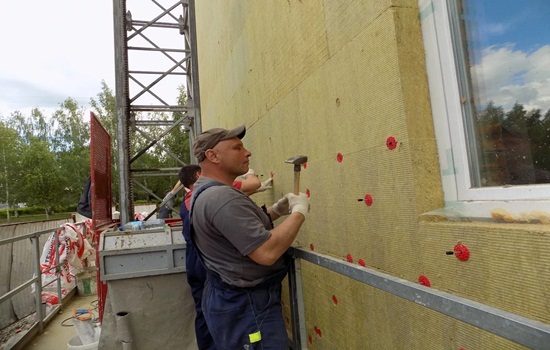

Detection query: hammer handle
xmin=293 ymin=171 xmax=300 ymax=195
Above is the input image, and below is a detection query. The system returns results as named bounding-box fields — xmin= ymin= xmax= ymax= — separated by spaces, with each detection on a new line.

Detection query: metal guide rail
xmin=287 ymin=247 xmax=550 ymax=350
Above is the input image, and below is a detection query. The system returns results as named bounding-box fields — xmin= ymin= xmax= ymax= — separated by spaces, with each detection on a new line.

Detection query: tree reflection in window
xmin=456 ymin=0 xmax=550 ymax=187
xmin=477 ymin=102 xmax=550 ymax=185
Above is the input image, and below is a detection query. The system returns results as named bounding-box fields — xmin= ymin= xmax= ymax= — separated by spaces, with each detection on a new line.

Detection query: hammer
xmin=285 ymin=155 xmax=308 ymax=195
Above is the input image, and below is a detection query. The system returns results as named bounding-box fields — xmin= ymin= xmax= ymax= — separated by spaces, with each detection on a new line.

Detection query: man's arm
xmin=170 ymin=180 xmax=183 ymax=194
xmin=247 ymin=193 xmax=309 ymax=266
xmin=236 ymin=169 xmax=261 ymax=195
xmin=248 ymin=212 xmax=305 ymax=265
xmin=240 ymin=176 xmax=261 ymax=195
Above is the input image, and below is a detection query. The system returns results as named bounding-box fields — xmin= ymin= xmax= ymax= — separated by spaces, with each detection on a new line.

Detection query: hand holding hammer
xmin=285 ymin=155 xmax=308 ymax=194
xmin=284 ymin=155 xmax=309 ymax=217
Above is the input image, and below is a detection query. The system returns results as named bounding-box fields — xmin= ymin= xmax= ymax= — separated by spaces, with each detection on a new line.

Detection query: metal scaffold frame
xmin=288 ymin=247 xmax=550 ymax=349
xmin=113 ymin=0 xmax=201 ymax=224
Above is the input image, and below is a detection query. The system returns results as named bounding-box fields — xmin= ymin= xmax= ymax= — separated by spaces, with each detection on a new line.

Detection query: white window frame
xmin=418 ymin=0 xmax=550 ymax=219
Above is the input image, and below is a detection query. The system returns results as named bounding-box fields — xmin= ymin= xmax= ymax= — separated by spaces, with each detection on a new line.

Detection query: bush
xmin=0 ymin=204 xmax=77 ymax=219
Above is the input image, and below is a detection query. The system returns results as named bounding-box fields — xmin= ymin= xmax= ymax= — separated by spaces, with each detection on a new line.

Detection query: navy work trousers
xmin=186 ymin=243 xmax=216 ymax=349
xmin=203 ymin=271 xmax=289 ymax=350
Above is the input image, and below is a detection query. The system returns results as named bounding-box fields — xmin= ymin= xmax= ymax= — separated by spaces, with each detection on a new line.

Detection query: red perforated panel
xmin=90 ymin=112 xmax=112 ymax=229
xmin=89 ymin=112 xmax=113 ymax=322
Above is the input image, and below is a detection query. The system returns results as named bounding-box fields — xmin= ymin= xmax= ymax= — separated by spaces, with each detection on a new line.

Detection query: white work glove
xmin=254 ymin=177 xmax=273 ymax=193
xmin=271 ymin=196 xmax=289 ymax=216
xmin=286 ymin=193 xmax=309 ymax=217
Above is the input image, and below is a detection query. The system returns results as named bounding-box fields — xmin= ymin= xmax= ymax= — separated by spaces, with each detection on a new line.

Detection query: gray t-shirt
xmin=191 ymin=177 xmax=288 ymax=287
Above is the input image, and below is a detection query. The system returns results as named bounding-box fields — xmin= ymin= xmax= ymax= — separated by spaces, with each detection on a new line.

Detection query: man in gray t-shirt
xmin=192 ymin=177 xmax=287 ymax=287
xmin=190 ymin=125 xmax=308 ymax=350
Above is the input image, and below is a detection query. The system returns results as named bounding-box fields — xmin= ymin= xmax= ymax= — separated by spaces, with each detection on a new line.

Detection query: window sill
xmin=420 ymin=200 xmax=550 ymax=224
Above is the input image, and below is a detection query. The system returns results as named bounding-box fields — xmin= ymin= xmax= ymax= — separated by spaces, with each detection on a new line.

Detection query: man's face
xmin=211 ymin=138 xmax=251 ymax=176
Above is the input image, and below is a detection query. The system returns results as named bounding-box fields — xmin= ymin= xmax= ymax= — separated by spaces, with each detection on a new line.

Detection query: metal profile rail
xmin=288 ymin=247 xmax=550 ymax=350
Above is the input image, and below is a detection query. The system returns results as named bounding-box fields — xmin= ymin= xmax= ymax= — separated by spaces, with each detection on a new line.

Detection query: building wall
xmin=194 ymin=1 xmax=549 ymax=348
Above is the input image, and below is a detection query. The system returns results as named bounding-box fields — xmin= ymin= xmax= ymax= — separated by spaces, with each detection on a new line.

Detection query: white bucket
xmin=67 ymin=335 xmax=98 ymax=350
xmin=73 ymin=314 xmax=96 ymax=345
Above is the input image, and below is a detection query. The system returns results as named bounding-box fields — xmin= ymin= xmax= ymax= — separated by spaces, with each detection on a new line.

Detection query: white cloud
xmin=0 ymin=1 xmax=186 ymax=118
xmin=472 ymin=44 xmax=550 ymax=113
xmin=481 ymin=22 xmax=509 ymax=36
xmin=0 ymin=1 xmax=115 ymax=117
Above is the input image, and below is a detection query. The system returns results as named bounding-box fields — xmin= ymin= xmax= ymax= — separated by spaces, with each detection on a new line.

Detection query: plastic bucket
xmin=73 ymin=313 xmax=96 ymax=345
xmin=67 ymin=335 xmax=98 ymax=350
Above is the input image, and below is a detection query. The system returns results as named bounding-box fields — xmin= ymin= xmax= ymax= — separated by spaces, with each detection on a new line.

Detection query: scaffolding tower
xmin=112 ymin=0 xmax=201 ymax=224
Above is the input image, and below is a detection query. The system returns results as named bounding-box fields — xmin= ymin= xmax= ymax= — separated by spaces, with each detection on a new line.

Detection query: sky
xmin=0 ymin=1 xmax=187 ymax=120
xmin=468 ymin=0 xmax=550 ymax=113
xmin=1 ymin=1 xmax=548 ymax=119
xmin=0 ymin=1 xmax=116 ymax=118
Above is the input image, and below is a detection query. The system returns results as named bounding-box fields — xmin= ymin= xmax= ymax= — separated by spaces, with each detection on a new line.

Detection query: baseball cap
xmin=193 ymin=125 xmax=246 ymax=161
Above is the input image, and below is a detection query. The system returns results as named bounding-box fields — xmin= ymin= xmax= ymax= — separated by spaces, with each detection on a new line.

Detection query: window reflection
xmin=459 ymin=0 xmax=550 ymax=186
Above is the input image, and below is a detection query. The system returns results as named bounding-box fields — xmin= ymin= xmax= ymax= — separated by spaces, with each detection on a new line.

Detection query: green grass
xmin=0 ymin=212 xmax=73 ymax=224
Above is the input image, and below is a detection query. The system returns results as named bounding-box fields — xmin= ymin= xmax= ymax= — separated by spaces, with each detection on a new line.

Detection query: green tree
xmin=0 ymin=121 xmax=23 ymax=219
xmin=503 ymin=102 xmax=528 ymax=132
xmin=20 ymin=137 xmax=63 ymax=218
xmin=51 ymin=98 xmax=91 ymax=205
xmin=528 ymin=108 xmax=550 ymax=175
xmin=477 ymin=101 xmax=505 ymax=126
xmin=51 ymin=98 xmax=90 ymax=152
xmin=4 ymin=109 xmax=58 ymax=213
xmin=6 ymin=111 xmax=31 ymax=143
xmin=164 ymin=85 xmax=191 ymax=165
xmin=90 ymin=80 xmax=117 ymax=135
xmin=6 ymin=108 xmax=53 ymax=144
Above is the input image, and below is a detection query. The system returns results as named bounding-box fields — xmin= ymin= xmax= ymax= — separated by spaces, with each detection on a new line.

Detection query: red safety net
xmin=90 ymin=112 xmax=112 ymax=229
xmin=89 ymin=112 xmax=113 ymax=322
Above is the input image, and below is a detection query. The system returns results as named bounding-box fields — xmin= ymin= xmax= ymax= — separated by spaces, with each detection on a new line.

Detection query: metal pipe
xmin=188 ymin=0 xmax=202 ymax=138
xmin=127 ymin=46 xmax=190 ymax=53
xmin=115 ymin=311 xmax=134 ymax=350
xmin=31 ymin=236 xmax=44 ymax=332
xmin=288 ymin=257 xmax=307 ymax=349
xmin=113 ymin=0 xmax=132 ymax=224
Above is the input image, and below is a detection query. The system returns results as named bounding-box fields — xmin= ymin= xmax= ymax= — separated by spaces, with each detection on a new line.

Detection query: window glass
xmin=456 ymin=0 xmax=550 ymax=187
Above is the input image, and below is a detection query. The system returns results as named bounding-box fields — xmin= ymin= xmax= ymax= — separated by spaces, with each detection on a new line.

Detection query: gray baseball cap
xmin=193 ymin=125 xmax=246 ymax=162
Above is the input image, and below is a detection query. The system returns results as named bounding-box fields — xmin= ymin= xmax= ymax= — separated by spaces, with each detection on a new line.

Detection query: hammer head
xmin=285 ymin=155 xmax=308 ymax=171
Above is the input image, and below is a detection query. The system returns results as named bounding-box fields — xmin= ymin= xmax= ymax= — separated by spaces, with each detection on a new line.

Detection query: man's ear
xmin=204 ymin=149 xmax=220 ymax=163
